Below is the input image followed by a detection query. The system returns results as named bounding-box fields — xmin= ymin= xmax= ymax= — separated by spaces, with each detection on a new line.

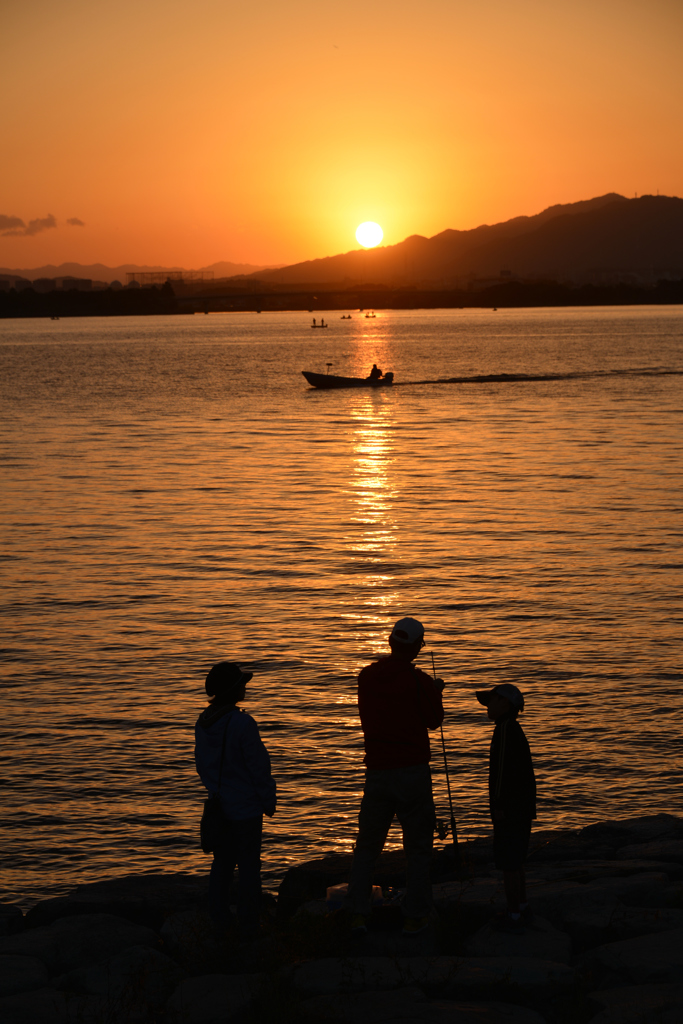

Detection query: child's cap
xmin=476 ymin=683 xmax=524 ymax=712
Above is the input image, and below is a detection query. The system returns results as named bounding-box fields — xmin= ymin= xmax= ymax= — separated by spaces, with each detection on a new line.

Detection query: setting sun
xmin=356 ymin=222 xmax=384 ymax=249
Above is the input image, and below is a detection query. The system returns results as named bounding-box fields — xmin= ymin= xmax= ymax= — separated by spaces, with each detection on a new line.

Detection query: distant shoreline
xmin=1 ymin=277 xmax=683 ymax=318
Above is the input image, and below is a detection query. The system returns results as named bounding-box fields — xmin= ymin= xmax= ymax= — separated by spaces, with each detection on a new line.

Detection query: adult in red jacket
xmin=346 ymin=617 xmax=445 ymax=934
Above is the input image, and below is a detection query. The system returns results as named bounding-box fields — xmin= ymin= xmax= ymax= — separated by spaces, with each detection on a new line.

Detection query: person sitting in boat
xmin=368 ymin=364 xmax=382 ymax=380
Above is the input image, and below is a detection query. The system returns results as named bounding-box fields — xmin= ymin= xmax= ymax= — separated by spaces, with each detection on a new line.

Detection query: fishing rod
xmin=432 ymin=651 xmax=459 ymax=851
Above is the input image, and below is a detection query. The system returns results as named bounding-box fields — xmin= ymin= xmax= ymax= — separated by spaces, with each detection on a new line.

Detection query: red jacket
xmin=357 ymin=655 xmax=445 ymax=769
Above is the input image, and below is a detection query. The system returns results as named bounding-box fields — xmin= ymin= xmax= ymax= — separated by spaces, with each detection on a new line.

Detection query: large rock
xmin=0 ymin=955 xmax=49 ymax=996
xmin=0 ymin=904 xmax=24 ymax=937
xmin=521 ymin=872 xmax=672 ymax=928
xmin=0 ymin=989 xmax=97 ymax=1024
xmin=528 ymin=859 xmax=683 ymax=883
xmin=25 ymin=873 xmax=207 ymax=931
xmin=287 ymin=955 xmax=574 ymax=997
xmin=54 ymin=944 xmax=185 ymax=1010
xmin=526 ymin=830 xmax=615 ymax=864
xmin=564 ymin=904 xmax=683 ymax=949
xmin=617 ymin=841 xmax=683 ymax=864
xmin=0 ymin=914 xmax=159 ymax=974
xmin=466 ymin=917 xmax=572 ymax=964
xmin=299 ymin=987 xmax=548 ymax=1023
xmin=432 ymin=878 xmax=507 ymax=931
xmin=588 ymin=983 xmax=683 ymax=1023
xmin=166 ymin=973 xmax=263 ymax=1023
xmin=579 ymin=815 xmax=683 ymax=851
xmin=582 ymin=927 xmax=683 ymax=985
xmin=160 ymin=908 xmax=240 ymax=976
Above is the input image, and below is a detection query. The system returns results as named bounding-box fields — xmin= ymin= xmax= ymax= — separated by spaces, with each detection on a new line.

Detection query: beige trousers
xmin=346 ymin=763 xmax=436 ymax=918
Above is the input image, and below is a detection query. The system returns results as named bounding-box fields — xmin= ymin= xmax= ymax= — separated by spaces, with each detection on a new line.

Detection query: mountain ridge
xmin=249 ymin=194 xmax=682 ymax=287
xmin=0 ymin=260 xmax=280 ymax=284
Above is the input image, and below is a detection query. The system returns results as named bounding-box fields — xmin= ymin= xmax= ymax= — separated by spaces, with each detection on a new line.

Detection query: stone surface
xmin=0 ymin=988 xmax=98 ymax=1024
xmin=583 ymin=927 xmax=683 ymax=985
xmin=0 ymin=903 xmax=24 ymax=937
xmin=520 ymin=872 xmax=671 ymax=929
xmin=564 ymin=903 xmax=683 ymax=948
xmin=588 ymin=983 xmax=683 ymax=1023
xmin=288 ymin=955 xmax=574 ymax=996
xmin=289 ymin=956 xmax=402 ymax=995
xmin=25 ymin=873 xmax=207 ymax=931
xmin=579 ymin=815 xmax=683 ymax=849
xmin=166 ymin=973 xmax=263 ymax=1023
xmin=54 ymin=944 xmax=185 ymax=1009
xmin=432 ymin=878 xmax=507 ymax=931
xmin=466 ymin=916 xmax=572 ymax=964
xmin=299 ymin=987 xmax=548 ymax=1023
xmin=617 ymin=840 xmax=683 ymax=863
xmin=528 ymin=859 xmax=683 ymax=882
xmin=159 ymin=908 xmax=238 ymax=976
xmin=0 ymin=954 xmax=50 ymax=996
xmin=0 ymin=913 xmax=159 ymax=974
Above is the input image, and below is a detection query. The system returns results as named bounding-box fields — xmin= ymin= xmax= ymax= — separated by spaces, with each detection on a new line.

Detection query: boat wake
xmin=395 ymin=367 xmax=683 ymax=387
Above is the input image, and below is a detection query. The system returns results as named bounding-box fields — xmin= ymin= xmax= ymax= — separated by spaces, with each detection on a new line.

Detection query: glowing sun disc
xmin=356 ymin=221 xmax=383 ymax=248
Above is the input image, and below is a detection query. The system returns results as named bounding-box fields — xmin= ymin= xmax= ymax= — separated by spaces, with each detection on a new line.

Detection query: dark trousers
xmin=209 ymin=814 xmax=263 ymax=934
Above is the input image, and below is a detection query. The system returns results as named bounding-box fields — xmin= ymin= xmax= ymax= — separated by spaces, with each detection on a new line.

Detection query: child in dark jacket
xmin=476 ymin=683 xmax=536 ymax=933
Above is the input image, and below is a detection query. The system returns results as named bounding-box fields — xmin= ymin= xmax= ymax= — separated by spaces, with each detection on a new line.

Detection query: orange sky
xmin=1 ymin=0 xmax=682 ymax=269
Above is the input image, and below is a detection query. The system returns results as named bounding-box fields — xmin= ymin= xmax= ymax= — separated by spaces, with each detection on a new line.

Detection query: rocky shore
xmin=1 ymin=813 xmax=682 ymax=1023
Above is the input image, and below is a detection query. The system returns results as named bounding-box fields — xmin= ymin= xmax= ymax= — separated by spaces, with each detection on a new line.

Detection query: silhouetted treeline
xmin=459 ymin=277 xmax=683 ymax=308
xmin=0 ymin=281 xmax=177 ymax=319
xmin=2 ymin=277 xmax=682 ymax=318
xmin=176 ymin=277 xmax=683 ymax=313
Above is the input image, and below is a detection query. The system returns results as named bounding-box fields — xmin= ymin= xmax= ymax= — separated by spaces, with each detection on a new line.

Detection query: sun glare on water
xmin=356 ymin=222 xmax=383 ymax=248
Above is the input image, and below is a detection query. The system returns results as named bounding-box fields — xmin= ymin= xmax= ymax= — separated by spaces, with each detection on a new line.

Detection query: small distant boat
xmin=364 ymin=311 xmax=376 ymax=318
xmin=302 ymin=371 xmax=394 ymax=390
xmin=340 ymin=315 xmax=352 ymax=319
xmin=311 ymin=318 xmax=328 ymax=328
xmin=50 ymin=316 xmax=60 ymax=320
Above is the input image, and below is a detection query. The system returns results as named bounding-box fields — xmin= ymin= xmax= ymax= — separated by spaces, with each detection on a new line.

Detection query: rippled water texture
xmin=1 ymin=307 xmax=682 ymax=907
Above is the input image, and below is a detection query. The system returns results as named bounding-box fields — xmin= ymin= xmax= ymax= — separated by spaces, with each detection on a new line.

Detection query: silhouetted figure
xmin=312 ymin=317 xmax=316 ymax=326
xmin=475 ymin=684 xmax=536 ymax=934
xmin=368 ymin=364 xmax=382 ymax=380
xmin=195 ymin=662 xmax=276 ymax=937
xmin=345 ymin=618 xmax=445 ymax=935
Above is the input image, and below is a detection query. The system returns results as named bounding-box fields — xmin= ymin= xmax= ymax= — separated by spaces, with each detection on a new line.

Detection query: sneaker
xmin=402 ymin=915 xmax=430 ymax=935
xmin=491 ymin=912 xmax=525 ymax=936
xmin=350 ymin=914 xmax=368 ymax=936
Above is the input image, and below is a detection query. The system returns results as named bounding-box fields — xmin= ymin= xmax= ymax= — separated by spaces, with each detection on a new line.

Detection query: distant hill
xmin=0 ymin=260 xmax=281 ymax=284
xmin=249 ymin=195 xmax=683 ymax=288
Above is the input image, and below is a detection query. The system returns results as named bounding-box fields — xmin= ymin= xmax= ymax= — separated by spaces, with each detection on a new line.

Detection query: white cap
xmin=390 ymin=617 xmax=425 ymax=644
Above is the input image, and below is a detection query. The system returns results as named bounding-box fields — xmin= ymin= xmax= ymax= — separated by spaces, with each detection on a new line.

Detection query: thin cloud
xmin=1 ymin=213 xmax=58 ymax=237
xmin=67 ymin=217 xmax=85 ymax=227
xmin=0 ymin=214 xmax=26 ymax=234
xmin=25 ymin=214 xmax=57 ymax=236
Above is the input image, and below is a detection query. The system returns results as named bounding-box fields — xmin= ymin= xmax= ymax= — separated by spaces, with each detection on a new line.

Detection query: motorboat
xmin=302 ymin=371 xmax=394 ymax=390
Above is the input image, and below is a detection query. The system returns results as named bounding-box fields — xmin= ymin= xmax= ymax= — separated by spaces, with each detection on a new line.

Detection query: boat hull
xmin=302 ymin=371 xmax=393 ymax=390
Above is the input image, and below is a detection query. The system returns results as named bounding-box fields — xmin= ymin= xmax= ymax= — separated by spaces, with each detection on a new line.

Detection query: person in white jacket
xmin=195 ymin=661 xmax=276 ymax=936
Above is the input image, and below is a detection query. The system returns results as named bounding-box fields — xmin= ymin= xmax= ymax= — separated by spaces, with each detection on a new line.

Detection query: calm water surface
xmin=1 ymin=307 xmax=682 ymax=908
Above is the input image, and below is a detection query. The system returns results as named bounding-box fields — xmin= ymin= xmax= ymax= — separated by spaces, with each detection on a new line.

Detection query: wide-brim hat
xmin=205 ymin=661 xmax=253 ymax=697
